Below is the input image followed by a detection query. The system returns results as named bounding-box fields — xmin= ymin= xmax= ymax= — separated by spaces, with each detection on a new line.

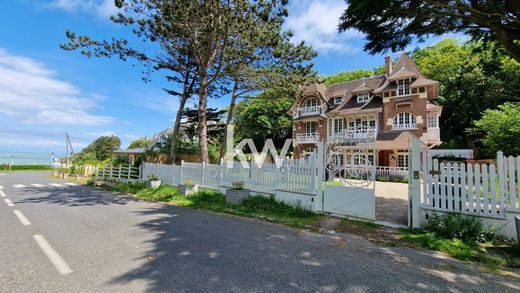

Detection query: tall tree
xmin=219 ymin=32 xmax=317 ymax=159
xmin=411 ymin=39 xmax=520 ymax=153
xmin=61 ymin=1 xmax=199 ymax=163
xmin=233 ymin=89 xmax=295 ymax=149
xmin=81 ymin=136 xmax=122 ymax=161
xmin=339 ymin=0 xmax=520 ymax=62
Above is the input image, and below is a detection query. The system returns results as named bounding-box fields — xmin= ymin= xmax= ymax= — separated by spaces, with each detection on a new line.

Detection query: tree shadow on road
xmin=104 ymin=202 xmax=519 ymax=292
xmin=16 ymin=186 xmax=139 ymax=206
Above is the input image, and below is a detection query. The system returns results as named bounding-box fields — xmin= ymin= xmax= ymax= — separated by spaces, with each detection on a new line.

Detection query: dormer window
xmin=333 ymin=96 xmax=342 ymax=105
xmin=397 ymin=78 xmax=411 ymax=96
xmin=356 ymin=92 xmax=370 ymax=103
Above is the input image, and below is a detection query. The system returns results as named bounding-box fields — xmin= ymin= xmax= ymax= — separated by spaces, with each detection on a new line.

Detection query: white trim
xmin=356 ymin=91 xmax=370 ymax=103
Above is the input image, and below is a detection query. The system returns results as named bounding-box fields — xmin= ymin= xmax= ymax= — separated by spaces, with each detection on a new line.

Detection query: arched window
xmin=303 ymin=97 xmax=318 ymax=108
xmin=393 ymin=112 xmax=417 ymax=129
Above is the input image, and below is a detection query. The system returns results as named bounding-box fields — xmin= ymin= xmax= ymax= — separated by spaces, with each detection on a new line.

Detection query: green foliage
xmin=338 ymin=0 xmax=520 ymax=62
xmin=400 ymin=229 xmax=474 ymax=260
xmin=234 ymin=91 xmax=294 ymax=148
xmin=74 ymin=136 xmax=121 ymax=164
xmin=468 ymin=103 xmax=520 ymax=157
xmin=147 ymin=174 xmax=160 ymax=181
xmin=411 ymin=39 xmax=520 ymax=155
xmin=427 ymin=213 xmax=496 ymax=243
xmin=128 ymin=138 xmax=150 ymax=149
xmin=0 ymin=165 xmax=53 ymax=171
xmin=322 ymin=68 xmax=383 ymax=86
xmin=105 ymin=182 xmax=319 ymax=228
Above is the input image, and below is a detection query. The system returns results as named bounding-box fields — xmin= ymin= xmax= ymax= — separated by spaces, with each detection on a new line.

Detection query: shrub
xmin=427 ymin=213 xmax=496 ymax=243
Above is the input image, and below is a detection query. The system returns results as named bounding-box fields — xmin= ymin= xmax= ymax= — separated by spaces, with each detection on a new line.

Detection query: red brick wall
xmin=382 ymin=95 xmax=427 ymax=138
xmin=293 ymin=117 xmax=327 ymax=158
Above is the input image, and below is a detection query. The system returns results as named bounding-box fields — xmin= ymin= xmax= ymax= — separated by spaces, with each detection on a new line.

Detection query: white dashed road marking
xmin=33 ymin=235 xmax=73 ymax=276
xmin=49 ymin=183 xmax=64 ymax=187
xmin=0 ymin=190 xmax=6 ymax=197
xmin=0 ymin=173 xmax=5 ymax=176
xmin=13 ymin=210 xmax=31 ymax=226
xmin=0 ymin=185 xmax=3 ymax=189
xmin=13 ymin=184 xmax=26 ymax=188
xmin=4 ymin=198 xmax=14 ymax=207
xmin=64 ymin=183 xmax=78 ymax=186
xmin=31 ymin=184 xmax=46 ymax=187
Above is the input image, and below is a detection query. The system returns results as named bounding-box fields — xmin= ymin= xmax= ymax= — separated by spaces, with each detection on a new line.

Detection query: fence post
xmin=315 ymin=142 xmax=324 ymax=213
xmin=128 ymin=166 xmax=131 ymax=180
xmin=497 ymin=151 xmax=506 ymax=212
xmin=409 ymin=138 xmax=422 ymax=228
xmin=219 ymin=158 xmax=224 ymax=187
xmin=201 ymin=162 xmax=205 ymax=187
xmin=180 ymin=160 xmax=184 ymax=184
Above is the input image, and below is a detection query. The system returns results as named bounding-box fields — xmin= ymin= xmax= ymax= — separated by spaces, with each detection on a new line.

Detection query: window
xmin=305 ymin=121 xmax=316 ymax=134
xmin=427 ymin=114 xmax=438 ymax=128
xmin=369 ymin=119 xmax=376 ymax=128
xmin=333 ymin=96 xmax=342 ymax=105
xmin=397 ymin=153 xmax=409 ymax=168
xmin=333 ymin=118 xmax=343 ymax=134
xmin=397 ymin=78 xmax=411 ymax=96
xmin=304 ymin=98 xmax=318 ymax=108
xmin=393 ymin=112 xmax=417 ymax=129
xmin=357 ymin=92 xmax=370 ymax=103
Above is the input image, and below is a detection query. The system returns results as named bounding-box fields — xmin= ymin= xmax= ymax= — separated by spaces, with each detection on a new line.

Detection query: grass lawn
xmin=106 ymin=181 xmax=322 ymax=228
xmin=99 ymin=180 xmax=519 ymax=273
xmin=399 ymin=228 xmax=520 ymax=272
xmin=1 ymin=165 xmax=53 ymax=172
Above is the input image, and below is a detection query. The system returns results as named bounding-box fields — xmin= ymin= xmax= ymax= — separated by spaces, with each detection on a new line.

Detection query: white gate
xmin=320 ymin=127 xmax=377 ymax=220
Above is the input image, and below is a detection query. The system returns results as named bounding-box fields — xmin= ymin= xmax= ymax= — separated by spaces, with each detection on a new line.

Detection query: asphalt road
xmin=0 ymin=171 xmax=518 ymax=292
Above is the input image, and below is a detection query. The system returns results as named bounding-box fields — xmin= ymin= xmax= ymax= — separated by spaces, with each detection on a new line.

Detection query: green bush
xmin=0 ymin=165 xmax=53 ymax=171
xmin=427 ymin=213 xmax=496 ymax=243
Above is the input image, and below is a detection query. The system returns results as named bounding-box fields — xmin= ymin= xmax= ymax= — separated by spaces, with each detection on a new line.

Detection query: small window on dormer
xmin=333 ymin=96 xmax=342 ymax=105
xmin=397 ymin=78 xmax=411 ymax=96
xmin=357 ymin=92 xmax=370 ymax=103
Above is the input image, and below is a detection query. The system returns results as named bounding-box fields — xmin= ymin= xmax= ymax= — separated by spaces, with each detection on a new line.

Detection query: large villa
xmin=289 ymin=53 xmax=443 ymax=168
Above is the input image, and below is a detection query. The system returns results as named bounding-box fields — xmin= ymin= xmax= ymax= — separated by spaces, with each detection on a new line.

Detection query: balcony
xmin=427 ymin=127 xmax=440 ymax=143
xmin=296 ymin=132 xmax=320 ymax=144
xmin=293 ymin=105 xmax=325 ymax=119
xmin=328 ymin=128 xmax=377 ymax=143
xmin=392 ymin=123 xmax=417 ymax=130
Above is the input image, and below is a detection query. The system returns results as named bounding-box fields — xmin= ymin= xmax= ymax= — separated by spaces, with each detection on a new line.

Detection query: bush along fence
xmin=95 ymin=165 xmax=141 ymax=182
xmin=410 ymin=137 xmax=520 ymax=239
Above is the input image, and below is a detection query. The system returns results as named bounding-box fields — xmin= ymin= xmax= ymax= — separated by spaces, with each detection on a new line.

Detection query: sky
xmin=0 ymin=0 xmax=447 ymax=154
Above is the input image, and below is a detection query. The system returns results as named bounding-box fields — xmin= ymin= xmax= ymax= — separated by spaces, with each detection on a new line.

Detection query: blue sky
xmin=0 ymin=0 xmax=445 ymax=153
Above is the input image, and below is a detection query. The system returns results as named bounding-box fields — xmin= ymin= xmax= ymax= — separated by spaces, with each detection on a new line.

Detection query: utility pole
xmin=65 ymin=133 xmax=74 ymax=167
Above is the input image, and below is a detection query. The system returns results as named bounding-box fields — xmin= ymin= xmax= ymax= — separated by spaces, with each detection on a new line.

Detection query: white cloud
xmin=83 ymin=131 xmax=117 ymax=138
xmin=285 ymin=0 xmax=362 ymax=54
xmin=0 ymin=48 xmax=115 ymax=126
xmin=47 ymin=0 xmax=120 ymax=18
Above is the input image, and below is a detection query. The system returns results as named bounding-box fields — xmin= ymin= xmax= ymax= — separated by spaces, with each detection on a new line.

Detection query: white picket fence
xmin=141 ymin=157 xmax=318 ymax=195
xmin=96 ymin=165 xmax=141 ymax=182
xmin=422 ymin=151 xmax=519 ymax=218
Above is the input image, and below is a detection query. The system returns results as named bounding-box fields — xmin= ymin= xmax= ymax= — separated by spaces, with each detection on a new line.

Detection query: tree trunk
xmin=169 ymin=94 xmax=189 ymax=164
xmin=219 ymin=79 xmax=240 ymax=160
xmin=495 ymin=29 xmax=520 ymax=63
xmin=198 ymin=74 xmax=209 ymax=163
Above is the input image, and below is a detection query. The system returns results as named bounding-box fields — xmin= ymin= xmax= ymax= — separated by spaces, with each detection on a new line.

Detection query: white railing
xmin=375 ymin=166 xmax=408 ymax=178
xmin=296 ymin=132 xmax=320 ymax=143
xmin=328 ymin=128 xmax=377 ymax=143
xmin=96 ymin=165 xmax=141 ymax=182
xmin=142 ymin=157 xmax=318 ymax=196
xmin=293 ymin=105 xmax=325 ymax=118
xmin=430 ymin=149 xmax=473 ymax=159
xmin=427 ymin=128 xmax=440 ymax=142
xmin=392 ymin=123 xmax=417 ymax=130
xmin=422 ymin=152 xmax=520 ymax=218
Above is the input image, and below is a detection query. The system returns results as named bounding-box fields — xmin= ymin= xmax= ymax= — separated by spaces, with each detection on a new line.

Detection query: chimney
xmin=385 ymin=55 xmax=392 ymax=76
